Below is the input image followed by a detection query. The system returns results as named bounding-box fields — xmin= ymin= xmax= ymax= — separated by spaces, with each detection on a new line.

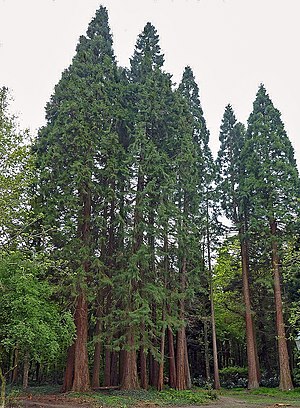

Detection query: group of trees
xmin=1 ymin=5 xmax=299 ymax=397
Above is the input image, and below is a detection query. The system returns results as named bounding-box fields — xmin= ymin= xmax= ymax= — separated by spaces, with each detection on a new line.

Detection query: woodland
xmin=1 ymin=5 xmax=300 ymax=404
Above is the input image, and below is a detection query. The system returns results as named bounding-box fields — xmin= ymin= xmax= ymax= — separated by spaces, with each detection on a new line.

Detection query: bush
xmin=219 ymin=366 xmax=248 ymax=388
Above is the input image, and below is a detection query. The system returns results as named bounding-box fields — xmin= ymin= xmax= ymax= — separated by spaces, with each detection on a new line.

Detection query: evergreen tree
xmin=241 ymin=85 xmax=299 ymax=390
xmin=34 ymin=6 xmax=118 ymax=392
xmin=176 ymin=66 xmax=214 ymax=389
xmin=115 ymin=21 xmax=177 ymax=390
xmin=216 ymin=105 xmax=260 ymax=389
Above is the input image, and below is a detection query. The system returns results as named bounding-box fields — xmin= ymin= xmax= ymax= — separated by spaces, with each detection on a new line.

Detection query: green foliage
xmin=71 ymin=388 xmax=216 ymax=407
xmin=213 ymin=238 xmax=245 ymax=342
xmin=0 ymin=251 xmax=75 ymax=361
xmin=242 ymin=84 xmax=299 ymax=235
xmin=219 ymin=366 xmax=248 ymax=388
xmin=0 ymin=87 xmax=33 ymax=247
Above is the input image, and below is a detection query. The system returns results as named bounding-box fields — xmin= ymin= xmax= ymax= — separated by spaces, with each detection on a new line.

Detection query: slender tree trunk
xmin=140 ymin=349 xmax=148 ymax=389
xmin=176 ymin=250 xmax=189 ymax=390
xmin=184 ymin=331 xmax=191 ymax=389
xmin=0 ymin=367 xmax=6 ymax=408
xmin=62 ymin=344 xmax=75 ymax=392
xmin=104 ymin=348 xmax=112 ymax=387
xmin=240 ymin=225 xmax=259 ymax=389
xmin=11 ymin=347 xmax=19 ymax=384
xmin=157 ymin=307 xmax=166 ymax=391
xmin=270 ymin=219 xmax=293 ymax=391
xmin=206 ymin=197 xmax=220 ymax=389
xmin=168 ymin=326 xmax=177 ymax=388
xmin=176 ymin=327 xmax=187 ymax=390
xmin=203 ymin=319 xmax=211 ymax=382
xmin=23 ymin=351 xmax=29 ymax=390
xmin=92 ymin=312 xmax=102 ymax=389
xmin=139 ymin=322 xmax=148 ymax=389
xmin=72 ymin=290 xmax=90 ymax=391
xmin=121 ymin=329 xmax=139 ymax=390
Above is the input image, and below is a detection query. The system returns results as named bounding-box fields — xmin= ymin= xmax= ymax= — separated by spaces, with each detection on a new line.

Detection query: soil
xmin=12 ymin=395 xmax=295 ymax=408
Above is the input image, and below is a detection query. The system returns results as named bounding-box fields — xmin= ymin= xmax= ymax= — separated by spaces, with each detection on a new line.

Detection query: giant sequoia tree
xmin=241 ymin=85 xmax=299 ymax=390
xmin=21 ymin=5 xmax=300 ymax=393
xmin=217 ymin=105 xmax=260 ymax=389
xmin=177 ymin=66 xmax=215 ymax=389
xmin=35 ymin=6 xmax=118 ymax=392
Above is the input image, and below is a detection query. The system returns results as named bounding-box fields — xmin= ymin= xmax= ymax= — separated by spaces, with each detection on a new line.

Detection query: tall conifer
xmin=35 ymin=6 xmax=117 ymax=392
xmin=242 ymin=85 xmax=299 ymax=390
xmin=217 ymin=105 xmax=260 ymax=389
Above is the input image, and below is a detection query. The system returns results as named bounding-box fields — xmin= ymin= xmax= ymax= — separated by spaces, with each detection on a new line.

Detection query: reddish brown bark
xmin=176 ymin=255 xmax=190 ymax=390
xmin=176 ymin=327 xmax=187 ymax=390
xmin=149 ymin=354 xmax=159 ymax=387
xmin=240 ymin=227 xmax=260 ymax=389
xmin=110 ymin=352 xmax=119 ymax=386
xmin=62 ymin=344 xmax=75 ymax=392
xmin=121 ymin=329 xmax=139 ymax=389
xmin=104 ymin=348 xmax=112 ymax=386
xmin=206 ymin=205 xmax=220 ymax=390
xmin=157 ymin=308 xmax=166 ymax=391
xmin=140 ymin=348 xmax=148 ymax=389
xmin=70 ymin=184 xmax=91 ymax=392
xmin=184 ymin=331 xmax=191 ymax=389
xmin=167 ymin=326 xmax=177 ymax=388
xmin=72 ymin=290 xmax=90 ymax=392
xmin=270 ymin=220 xmax=293 ymax=391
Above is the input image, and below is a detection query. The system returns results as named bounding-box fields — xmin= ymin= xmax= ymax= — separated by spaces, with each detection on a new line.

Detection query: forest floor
xmin=8 ymin=387 xmax=300 ymax=408
xmin=11 ymin=395 xmax=300 ymax=408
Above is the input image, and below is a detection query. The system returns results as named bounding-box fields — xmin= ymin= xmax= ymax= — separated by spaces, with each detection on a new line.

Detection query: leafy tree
xmin=0 ymin=87 xmax=33 ymax=248
xmin=0 ymin=251 xmax=74 ymax=401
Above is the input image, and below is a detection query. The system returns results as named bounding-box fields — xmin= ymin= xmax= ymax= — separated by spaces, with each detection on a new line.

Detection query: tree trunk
xmin=23 ymin=351 xmax=29 ymax=390
xmin=176 ymin=254 xmax=189 ymax=390
xmin=0 ymin=367 xmax=6 ymax=408
xmin=62 ymin=343 xmax=75 ymax=392
xmin=203 ymin=319 xmax=211 ymax=382
xmin=206 ymin=198 xmax=220 ymax=389
xmin=270 ymin=219 xmax=293 ymax=391
xmin=168 ymin=326 xmax=177 ymax=388
xmin=104 ymin=348 xmax=112 ymax=387
xmin=240 ymin=226 xmax=260 ymax=389
xmin=157 ymin=308 xmax=166 ymax=391
xmin=92 ymin=315 xmax=102 ymax=389
xmin=149 ymin=354 xmax=159 ymax=387
xmin=72 ymin=290 xmax=90 ymax=392
xmin=140 ymin=347 xmax=148 ymax=389
xmin=71 ymin=184 xmax=91 ymax=392
xmin=11 ymin=347 xmax=19 ymax=384
xmin=176 ymin=327 xmax=187 ymax=390
xmin=121 ymin=329 xmax=139 ymax=390
xmin=184 ymin=331 xmax=191 ymax=389
xmin=110 ymin=352 xmax=119 ymax=386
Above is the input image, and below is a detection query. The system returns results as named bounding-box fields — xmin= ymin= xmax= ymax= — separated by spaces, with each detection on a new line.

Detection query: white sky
xmin=1 ymin=0 xmax=299 ymax=165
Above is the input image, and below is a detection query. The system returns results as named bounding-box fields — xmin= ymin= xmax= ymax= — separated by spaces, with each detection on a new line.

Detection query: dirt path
xmin=14 ymin=396 xmax=295 ymax=408
xmin=202 ymin=396 xmax=291 ymax=407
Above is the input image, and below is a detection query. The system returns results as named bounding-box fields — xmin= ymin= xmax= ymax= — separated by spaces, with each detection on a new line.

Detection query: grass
xmin=222 ymin=386 xmax=300 ymax=405
xmin=70 ymin=388 xmax=218 ymax=407
xmin=6 ymin=386 xmax=217 ymax=407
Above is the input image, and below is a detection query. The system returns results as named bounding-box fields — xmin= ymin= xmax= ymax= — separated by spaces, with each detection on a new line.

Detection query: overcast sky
xmin=1 ymin=0 xmax=299 ymax=165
